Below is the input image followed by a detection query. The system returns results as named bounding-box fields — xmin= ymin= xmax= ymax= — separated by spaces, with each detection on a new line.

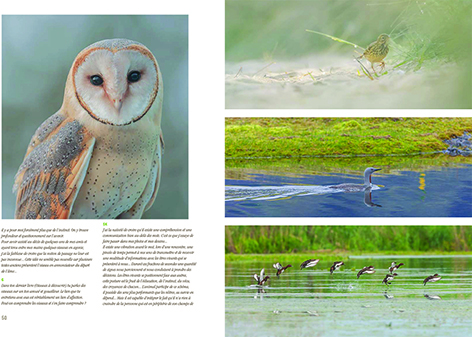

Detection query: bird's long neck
xmin=364 ymin=171 xmax=372 ymax=186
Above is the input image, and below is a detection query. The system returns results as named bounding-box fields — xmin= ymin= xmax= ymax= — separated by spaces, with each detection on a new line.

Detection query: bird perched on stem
xmin=358 ymin=34 xmax=390 ymax=75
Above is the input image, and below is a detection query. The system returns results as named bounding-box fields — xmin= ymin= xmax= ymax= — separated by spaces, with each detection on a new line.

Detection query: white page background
xmin=0 ymin=1 xmax=471 ymax=337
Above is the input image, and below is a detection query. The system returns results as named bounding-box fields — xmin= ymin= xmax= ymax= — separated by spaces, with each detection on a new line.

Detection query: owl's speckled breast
xmin=69 ymin=130 xmax=157 ymax=219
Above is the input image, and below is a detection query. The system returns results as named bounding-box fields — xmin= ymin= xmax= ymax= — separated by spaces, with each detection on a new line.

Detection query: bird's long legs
xmin=380 ymin=61 xmax=386 ymax=73
xmin=370 ymin=62 xmax=387 ymax=76
xmin=371 ymin=63 xmax=378 ymax=76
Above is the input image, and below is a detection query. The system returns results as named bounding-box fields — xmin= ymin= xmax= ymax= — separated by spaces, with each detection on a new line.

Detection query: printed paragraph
xmin=1 ymin=228 xmax=92 ymax=273
xmin=102 ymin=227 xmax=196 ymax=307
xmin=1 ymin=283 xmax=87 ymax=306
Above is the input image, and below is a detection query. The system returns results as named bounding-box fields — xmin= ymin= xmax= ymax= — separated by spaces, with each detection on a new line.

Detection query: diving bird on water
xmin=300 ymin=259 xmax=320 ymax=270
xmin=329 ymin=167 xmax=381 ymax=193
xmin=273 ymin=263 xmax=292 ymax=278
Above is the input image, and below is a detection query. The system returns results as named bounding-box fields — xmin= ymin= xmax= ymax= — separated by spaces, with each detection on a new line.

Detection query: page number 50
xmin=1 ymin=315 xmax=6 ymax=320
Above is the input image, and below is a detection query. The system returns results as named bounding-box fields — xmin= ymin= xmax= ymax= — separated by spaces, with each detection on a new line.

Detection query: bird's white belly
xmin=69 ymin=135 xmax=155 ymax=219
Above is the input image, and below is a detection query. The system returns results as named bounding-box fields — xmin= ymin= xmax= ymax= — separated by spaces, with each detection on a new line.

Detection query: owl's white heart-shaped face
xmin=73 ymin=40 xmax=159 ymax=126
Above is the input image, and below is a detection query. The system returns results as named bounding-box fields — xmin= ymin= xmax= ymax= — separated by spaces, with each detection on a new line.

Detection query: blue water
xmin=225 ymin=165 xmax=472 ymax=217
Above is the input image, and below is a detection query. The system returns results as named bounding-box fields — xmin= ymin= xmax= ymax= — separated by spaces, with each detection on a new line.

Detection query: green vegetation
xmin=226 ymin=1 xmax=471 ymax=108
xmin=304 ymin=1 xmax=472 ymax=70
xmin=225 ymin=226 xmax=472 ymax=254
xmin=226 ymin=0 xmax=407 ymax=61
xmin=226 ymin=251 xmax=472 ymax=263
xmin=390 ymin=1 xmax=471 ymax=70
xmin=225 ymin=152 xmax=472 ymax=178
xmin=226 ymin=253 xmax=349 ymax=263
xmin=226 ymin=0 xmax=472 ymax=68
xmin=225 ymin=118 xmax=472 ymax=159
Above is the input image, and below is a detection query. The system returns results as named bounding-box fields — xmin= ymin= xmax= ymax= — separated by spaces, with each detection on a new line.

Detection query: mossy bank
xmin=225 ymin=118 xmax=472 ymax=160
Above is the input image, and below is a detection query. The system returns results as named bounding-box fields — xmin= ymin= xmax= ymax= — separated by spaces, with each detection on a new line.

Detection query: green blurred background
xmin=225 ymin=226 xmax=472 ymax=254
xmin=227 ymin=0 xmax=401 ymax=61
xmin=226 ymin=0 xmax=472 ymax=64
xmin=226 ymin=0 xmax=472 ymax=108
xmin=2 ymin=15 xmax=188 ymax=219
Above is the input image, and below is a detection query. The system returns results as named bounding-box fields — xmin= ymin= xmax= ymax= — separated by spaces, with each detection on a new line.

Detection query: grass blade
xmin=306 ymin=29 xmax=365 ymax=51
xmin=355 ymin=58 xmax=374 ymax=80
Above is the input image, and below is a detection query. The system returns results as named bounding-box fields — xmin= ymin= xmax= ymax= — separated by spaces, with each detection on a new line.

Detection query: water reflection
xmin=254 ymin=288 xmax=267 ymax=299
xmin=364 ymin=187 xmax=382 ymax=207
xmin=225 ymin=165 xmax=472 ymax=217
xmin=383 ymin=291 xmax=394 ymax=299
xmin=225 ymin=183 xmax=382 ymax=208
xmin=306 ymin=310 xmax=319 ymax=316
xmin=424 ymin=294 xmax=442 ymax=300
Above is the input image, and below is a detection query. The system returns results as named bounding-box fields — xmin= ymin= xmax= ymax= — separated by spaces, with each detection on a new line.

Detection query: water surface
xmin=225 ymin=165 xmax=472 ymax=217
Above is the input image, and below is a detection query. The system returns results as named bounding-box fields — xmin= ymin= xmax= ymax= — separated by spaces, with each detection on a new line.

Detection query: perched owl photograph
xmin=2 ymin=15 xmax=188 ymax=219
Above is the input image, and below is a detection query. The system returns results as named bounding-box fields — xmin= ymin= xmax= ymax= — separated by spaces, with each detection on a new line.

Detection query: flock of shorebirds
xmin=253 ymin=259 xmax=442 ymax=286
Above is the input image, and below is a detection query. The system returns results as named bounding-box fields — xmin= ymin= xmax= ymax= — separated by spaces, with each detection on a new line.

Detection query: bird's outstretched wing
xmin=14 ymin=113 xmax=95 ymax=219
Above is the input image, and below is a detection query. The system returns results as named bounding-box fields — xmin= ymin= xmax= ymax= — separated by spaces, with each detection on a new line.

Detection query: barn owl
xmin=13 ymin=39 xmax=164 ymax=219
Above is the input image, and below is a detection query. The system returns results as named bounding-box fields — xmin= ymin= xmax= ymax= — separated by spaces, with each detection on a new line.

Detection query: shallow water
xmin=225 ymin=165 xmax=472 ymax=217
xmin=226 ymin=255 xmax=472 ymax=337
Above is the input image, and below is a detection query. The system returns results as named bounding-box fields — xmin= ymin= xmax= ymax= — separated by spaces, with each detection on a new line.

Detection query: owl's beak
xmin=112 ymin=98 xmax=123 ymax=111
xmin=106 ymin=86 xmax=125 ymax=112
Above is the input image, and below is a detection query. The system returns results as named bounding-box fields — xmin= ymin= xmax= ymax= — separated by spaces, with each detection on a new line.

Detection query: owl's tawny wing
xmin=14 ymin=113 xmax=95 ymax=219
xmin=116 ymin=132 xmax=164 ymax=219
xmin=144 ymin=132 xmax=165 ymax=212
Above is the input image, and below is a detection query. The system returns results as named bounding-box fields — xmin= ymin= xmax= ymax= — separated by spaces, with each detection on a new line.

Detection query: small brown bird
xmin=358 ymin=34 xmax=390 ymax=75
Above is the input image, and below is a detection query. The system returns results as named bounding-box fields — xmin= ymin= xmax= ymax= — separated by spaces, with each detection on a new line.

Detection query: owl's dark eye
xmin=90 ymin=75 xmax=103 ymax=86
xmin=128 ymin=71 xmax=141 ymax=83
